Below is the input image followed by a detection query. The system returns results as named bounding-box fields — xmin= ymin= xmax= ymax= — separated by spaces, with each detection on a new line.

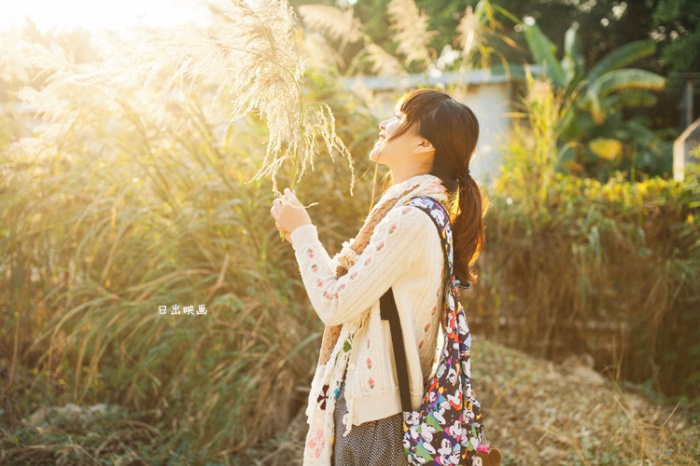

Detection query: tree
xmin=649 ymin=0 xmax=700 ymax=73
xmin=523 ymin=21 xmax=669 ymax=180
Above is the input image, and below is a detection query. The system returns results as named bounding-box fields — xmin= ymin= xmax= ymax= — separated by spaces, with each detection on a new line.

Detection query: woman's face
xmin=369 ymin=110 xmax=417 ymax=167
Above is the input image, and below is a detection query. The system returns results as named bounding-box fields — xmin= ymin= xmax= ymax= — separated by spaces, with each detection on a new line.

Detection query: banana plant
xmin=522 ymin=21 xmax=668 ymax=178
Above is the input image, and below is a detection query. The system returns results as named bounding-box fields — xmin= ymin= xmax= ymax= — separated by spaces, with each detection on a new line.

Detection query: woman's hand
xmin=270 ymin=188 xmax=312 ymax=244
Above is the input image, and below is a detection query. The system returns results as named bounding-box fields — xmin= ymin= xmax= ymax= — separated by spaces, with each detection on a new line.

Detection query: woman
xmin=270 ymin=89 xmax=487 ymax=466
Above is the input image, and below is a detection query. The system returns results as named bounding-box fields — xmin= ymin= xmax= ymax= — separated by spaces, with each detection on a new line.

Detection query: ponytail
xmin=453 ymin=174 xmax=488 ymax=285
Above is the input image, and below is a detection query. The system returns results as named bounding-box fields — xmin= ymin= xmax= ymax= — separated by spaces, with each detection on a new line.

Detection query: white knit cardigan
xmin=291 ymin=174 xmax=450 ymax=465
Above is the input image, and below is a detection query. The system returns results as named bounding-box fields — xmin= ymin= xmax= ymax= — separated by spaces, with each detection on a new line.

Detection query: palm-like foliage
xmin=523 ymin=21 xmax=669 ymax=179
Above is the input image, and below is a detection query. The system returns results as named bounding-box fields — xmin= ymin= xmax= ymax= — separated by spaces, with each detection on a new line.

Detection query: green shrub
xmin=472 ymin=76 xmax=700 ymax=399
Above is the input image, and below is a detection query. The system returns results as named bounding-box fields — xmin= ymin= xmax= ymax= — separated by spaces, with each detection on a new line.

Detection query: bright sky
xmin=0 ymin=0 xmax=211 ymax=32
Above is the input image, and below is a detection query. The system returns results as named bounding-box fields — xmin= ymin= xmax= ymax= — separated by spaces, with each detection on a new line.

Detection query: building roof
xmin=344 ymin=64 xmax=544 ymax=91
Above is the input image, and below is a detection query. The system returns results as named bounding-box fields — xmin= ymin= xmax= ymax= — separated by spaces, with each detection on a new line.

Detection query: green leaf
xmin=587 ymin=40 xmax=657 ymax=84
xmin=605 ymin=90 xmax=658 ymax=111
xmin=589 ymin=138 xmax=623 ymax=160
xmin=523 ymin=22 xmax=566 ymax=88
xmin=585 ymin=69 xmax=666 ymax=123
xmin=562 ymin=23 xmax=584 ymax=87
xmin=618 ymin=119 xmax=658 ymax=145
xmin=591 ymin=69 xmax=665 ymax=96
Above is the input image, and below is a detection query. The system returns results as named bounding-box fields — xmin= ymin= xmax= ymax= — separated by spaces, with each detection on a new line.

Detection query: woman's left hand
xmin=270 ymin=188 xmax=312 ymax=244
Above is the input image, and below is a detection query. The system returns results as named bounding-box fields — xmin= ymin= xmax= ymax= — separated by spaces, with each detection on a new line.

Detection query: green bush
xmin=475 ymin=171 xmax=699 ymax=397
xmin=471 ymin=75 xmax=700 ymax=399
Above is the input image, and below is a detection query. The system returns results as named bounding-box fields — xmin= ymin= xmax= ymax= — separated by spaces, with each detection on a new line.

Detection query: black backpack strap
xmin=380 ymin=290 xmax=412 ymax=412
xmin=380 ymin=196 xmax=456 ymax=413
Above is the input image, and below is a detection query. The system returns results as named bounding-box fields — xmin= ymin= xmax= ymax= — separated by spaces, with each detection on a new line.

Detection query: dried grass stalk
xmin=297 ymin=4 xmax=364 ymax=50
xmin=68 ymin=0 xmax=353 ymax=192
xmin=386 ymin=0 xmax=436 ymax=66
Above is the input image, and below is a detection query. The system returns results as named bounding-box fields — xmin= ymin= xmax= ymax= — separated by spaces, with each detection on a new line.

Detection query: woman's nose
xmin=379 ymin=119 xmax=388 ymax=129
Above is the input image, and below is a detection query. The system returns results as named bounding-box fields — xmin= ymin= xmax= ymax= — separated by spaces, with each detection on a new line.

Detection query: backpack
xmin=379 ymin=196 xmax=500 ymax=466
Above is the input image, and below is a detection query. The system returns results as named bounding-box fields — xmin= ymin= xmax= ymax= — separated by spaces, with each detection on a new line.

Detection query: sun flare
xmin=1 ymin=0 xmax=211 ymax=32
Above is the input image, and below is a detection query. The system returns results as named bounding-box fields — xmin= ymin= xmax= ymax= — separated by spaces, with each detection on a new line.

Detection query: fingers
xmin=283 ymin=188 xmax=301 ymax=206
xmin=270 ymin=202 xmax=279 ymax=220
xmin=270 ymin=196 xmax=287 ymax=219
xmin=270 ymin=188 xmax=303 ymax=224
xmin=271 ymin=196 xmax=291 ymax=232
xmin=273 ymin=192 xmax=295 ymax=207
xmin=270 ymin=189 xmax=307 ymax=246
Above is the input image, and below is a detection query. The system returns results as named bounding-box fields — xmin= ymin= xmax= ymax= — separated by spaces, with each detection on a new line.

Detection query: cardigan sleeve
xmin=290 ymin=205 xmax=432 ymax=326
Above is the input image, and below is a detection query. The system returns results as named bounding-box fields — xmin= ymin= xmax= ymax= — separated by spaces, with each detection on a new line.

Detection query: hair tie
xmin=457 ymin=167 xmax=471 ymax=187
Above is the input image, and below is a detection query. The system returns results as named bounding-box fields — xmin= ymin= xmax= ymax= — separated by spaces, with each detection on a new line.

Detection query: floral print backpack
xmin=379 ymin=196 xmax=497 ymax=465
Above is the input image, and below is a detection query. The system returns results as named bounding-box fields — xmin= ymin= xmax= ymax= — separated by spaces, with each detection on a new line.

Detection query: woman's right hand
xmin=270 ymin=188 xmax=312 ymax=244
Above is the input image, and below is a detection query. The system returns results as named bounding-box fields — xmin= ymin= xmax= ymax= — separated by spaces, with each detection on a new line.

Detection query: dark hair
xmin=389 ymin=88 xmax=488 ymax=285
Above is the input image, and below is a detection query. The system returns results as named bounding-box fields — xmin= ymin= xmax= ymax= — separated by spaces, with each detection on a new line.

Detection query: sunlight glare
xmin=1 ymin=0 xmax=211 ymax=32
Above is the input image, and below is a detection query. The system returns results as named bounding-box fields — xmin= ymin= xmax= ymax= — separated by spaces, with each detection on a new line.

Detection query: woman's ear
xmin=413 ymin=139 xmax=435 ymax=155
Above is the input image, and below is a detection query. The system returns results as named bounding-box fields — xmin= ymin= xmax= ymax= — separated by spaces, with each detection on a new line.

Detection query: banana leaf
xmin=586 ymin=40 xmax=657 ymax=84
xmin=523 ymin=22 xmax=566 ymax=88
xmin=585 ymin=69 xmax=666 ymax=123
xmin=562 ymin=23 xmax=584 ymax=89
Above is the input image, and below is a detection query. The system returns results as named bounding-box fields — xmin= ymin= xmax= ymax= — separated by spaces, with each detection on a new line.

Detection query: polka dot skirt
xmin=331 ymin=379 xmax=411 ymax=466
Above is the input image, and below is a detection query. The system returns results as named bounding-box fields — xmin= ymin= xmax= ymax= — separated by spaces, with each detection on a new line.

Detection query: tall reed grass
xmin=0 ymin=8 xmax=380 ymax=461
